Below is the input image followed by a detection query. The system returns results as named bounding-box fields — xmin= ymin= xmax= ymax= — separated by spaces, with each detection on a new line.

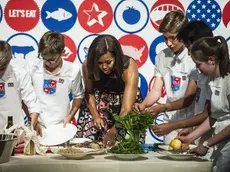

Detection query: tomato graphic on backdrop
xmin=114 ymin=0 xmax=149 ymax=33
xmin=123 ymin=7 xmax=141 ymax=25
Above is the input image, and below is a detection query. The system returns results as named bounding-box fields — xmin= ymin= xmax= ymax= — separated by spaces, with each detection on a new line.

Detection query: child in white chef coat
xmin=31 ymin=30 xmax=84 ymax=134
xmin=134 ymin=10 xmax=198 ymax=144
xmin=0 ymin=40 xmax=40 ymax=131
xmin=178 ymin=36 xmax=230 ymax=172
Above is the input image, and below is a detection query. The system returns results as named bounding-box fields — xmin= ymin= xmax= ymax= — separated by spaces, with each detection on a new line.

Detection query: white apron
xmin=32 ymin=68 xmax=70 ymax=128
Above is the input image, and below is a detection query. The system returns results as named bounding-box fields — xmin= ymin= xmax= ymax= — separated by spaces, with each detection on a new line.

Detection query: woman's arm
xmin=120 ymin=59 xmax=139 ymax=116
xmin=82 ymin=61 xmax=100 ymax=119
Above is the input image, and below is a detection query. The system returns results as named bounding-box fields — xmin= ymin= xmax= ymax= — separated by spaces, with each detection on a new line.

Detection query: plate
xmin=158 ymin=144 xmax=197 ymax=151
xmin=110 ymin=153 xmax=144 ymax=160
xmin=38 ymin=124 xmax=77 ymax=146
xmin=60 ymin=153 xmax=90 ymax=159
xmin=69 ymin=138 xmax=92 ymax=144
xmin=159 ymin=151 xmax=195 ymax=160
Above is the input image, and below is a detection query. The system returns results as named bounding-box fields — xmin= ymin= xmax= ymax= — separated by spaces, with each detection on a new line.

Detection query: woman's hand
xmin=103 ymin=128 xmax=116 ymax=147
xmin=94 ymin=117 xmax=105 ymax=129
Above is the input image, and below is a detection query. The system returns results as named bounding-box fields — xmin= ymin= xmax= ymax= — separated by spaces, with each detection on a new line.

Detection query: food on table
xmin=89 ymin=142 xmax=101 ymax=149
xmin=75 ymin=141 xmax=104 ymax=149
xmin=57 ymin=147 xmax=84 ymax=154
xmin=169 ymin=139 xmax=190 ymax=151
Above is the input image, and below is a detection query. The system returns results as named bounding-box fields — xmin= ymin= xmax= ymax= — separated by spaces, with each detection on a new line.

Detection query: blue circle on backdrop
xmin=0 ymin=5 xmax=2 ymax=23
xmin=149 ymin=113 xmax=164 ymax=142
xmin=186 ymin=0 xmax=221 ymax=31
xmin=7 ymin=33 xmax=39 ymax=58
xmin=138 ymin=73 xmax=148 ymax=99
xmin=114 ymin=0 xmax=149 ymax=34
xmin=41 ymin=0 xmax=77 ymax=33
xmin=149 ymin=35 xmax=164 ymax=65
xmin=77 ymin=34 xmax=99 ymax=64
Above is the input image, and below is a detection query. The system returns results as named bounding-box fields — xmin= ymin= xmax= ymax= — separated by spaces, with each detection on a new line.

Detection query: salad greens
xmin=109 ymin=110 xmax=156 ymax=154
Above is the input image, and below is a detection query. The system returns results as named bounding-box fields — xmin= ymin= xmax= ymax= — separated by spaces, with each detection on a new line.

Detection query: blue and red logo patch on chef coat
xmin=171 ymin=76 xmax=181 ymax=91
xmin=195 ymin=87 xmax=201 ymax=103
xmin=0 ymin=83 xmax=5 ymax=98
xmin=43 ymin=79 xmax=57 ymax=95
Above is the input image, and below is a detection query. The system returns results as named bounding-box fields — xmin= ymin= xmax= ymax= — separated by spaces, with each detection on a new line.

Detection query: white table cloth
xmin=0 ymin=152 xmax=212 ymax=172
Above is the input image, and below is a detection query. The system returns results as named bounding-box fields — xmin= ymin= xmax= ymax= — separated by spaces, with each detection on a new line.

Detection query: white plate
xmin=159 ymin=151 xmax=195 ymax=160
xmin=60 ymin=153 xmax=90 ymax=159
xmin=69 ymin=138 xmax=92 ymax=144
xmin=158 ymin=144 xmax=197 ymax=151
xmin=110 ymin=153 xmax=144 ymax=160
xmin=38 ymin=124 xmax=77 ymax=146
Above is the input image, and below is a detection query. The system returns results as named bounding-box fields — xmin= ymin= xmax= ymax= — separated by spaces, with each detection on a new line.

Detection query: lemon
xmin=169 ymin=139 xmax=182 ymax=150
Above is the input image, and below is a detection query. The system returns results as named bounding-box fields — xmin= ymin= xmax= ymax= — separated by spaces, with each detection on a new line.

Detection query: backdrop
xmin=0 ymin=0 xmax=230 ymax=143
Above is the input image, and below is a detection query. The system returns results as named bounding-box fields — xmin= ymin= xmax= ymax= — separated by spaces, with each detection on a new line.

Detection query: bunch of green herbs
xmin=109 ymin=110 xmax=155 ymax=154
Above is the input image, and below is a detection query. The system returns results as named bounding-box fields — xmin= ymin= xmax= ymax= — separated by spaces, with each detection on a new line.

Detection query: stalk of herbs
xmin=110 ymin=110 xmax=156 ymax=154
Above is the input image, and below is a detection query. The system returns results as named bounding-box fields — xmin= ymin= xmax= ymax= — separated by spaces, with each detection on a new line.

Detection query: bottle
xmin=24 ymin=116 xmax=35 ymax=155
xmin=6 ymin=116 xmax=15 ymax=156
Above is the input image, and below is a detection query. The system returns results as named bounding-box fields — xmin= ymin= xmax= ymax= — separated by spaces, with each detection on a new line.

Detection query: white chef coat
xmin=30 ymin=59 xmax=84 ymax=128
xmin=206 ymin=74 xmax=230 ymax=172
xmin=154 ymin=48 xmax=198 ymax=143
xmin=0 ymin=61 xmax=41 ymax=129
xmin=155 ymin=48 xmax=198 ymax=121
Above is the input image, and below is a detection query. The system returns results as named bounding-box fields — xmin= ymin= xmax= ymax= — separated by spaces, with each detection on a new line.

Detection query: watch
xmin=202 ymin=141 xmax=211 ymax=149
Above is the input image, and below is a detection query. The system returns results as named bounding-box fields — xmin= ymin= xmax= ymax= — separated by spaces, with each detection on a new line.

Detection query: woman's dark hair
xmin=191 ymin=36 xmax=230 ymax=77
xmin=86 ymin=34 xmax=124 ymax=81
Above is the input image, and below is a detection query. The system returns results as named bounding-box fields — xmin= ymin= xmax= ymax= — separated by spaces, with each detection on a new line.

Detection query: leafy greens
xmin=109 ymin=110 xmax=156 ymax=154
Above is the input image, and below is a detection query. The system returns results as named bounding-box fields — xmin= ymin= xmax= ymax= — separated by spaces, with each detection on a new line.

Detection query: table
xmin=0 ymin=152 xmax=212 ymax=172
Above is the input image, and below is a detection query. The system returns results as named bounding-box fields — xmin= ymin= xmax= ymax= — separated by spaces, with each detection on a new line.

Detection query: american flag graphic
xmin=186 ymin=0 xmax=222 ymax=31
